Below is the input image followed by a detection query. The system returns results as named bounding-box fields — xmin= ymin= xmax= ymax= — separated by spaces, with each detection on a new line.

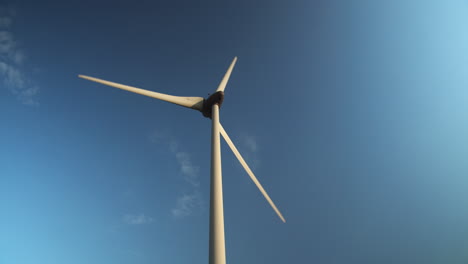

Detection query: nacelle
xmin=202 ymin=91 xmax=224 ymax=118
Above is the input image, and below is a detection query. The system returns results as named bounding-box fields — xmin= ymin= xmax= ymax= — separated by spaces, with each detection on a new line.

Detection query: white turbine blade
xmin=78 ymin=75 xmax=204 ymax=111
xmin=216 ymin=57 xmax=237 ymax=92
xmin=219 ymin=123 xmax=286 ymax=223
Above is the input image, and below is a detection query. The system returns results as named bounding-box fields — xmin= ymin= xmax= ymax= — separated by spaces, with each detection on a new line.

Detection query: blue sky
xmin=1 ymin=1 xmax=468 ymax=263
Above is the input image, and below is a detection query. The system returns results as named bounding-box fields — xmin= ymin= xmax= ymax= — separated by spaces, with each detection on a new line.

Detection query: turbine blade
xmin=78 ymin=75 xmax=204 ymax=111
xmin=219 ymin=123 xmax=286 ymax=223
xmin=216 ymin=57 xmax=237 ymax=92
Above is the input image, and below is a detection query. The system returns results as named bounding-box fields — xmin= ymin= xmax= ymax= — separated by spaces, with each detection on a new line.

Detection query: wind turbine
xmin=78 ymin=57 xmax=285 ymax=264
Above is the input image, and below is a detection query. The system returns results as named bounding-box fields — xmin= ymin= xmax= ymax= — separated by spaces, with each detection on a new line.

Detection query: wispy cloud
xmin=0 ymin=17 xmax=11 ymax=28
xmin=175 ymin=151 xmax=200 ymax=187
xmin=241 ymin=134 xmax=258 ymax=153
xmin=123 ymin=214 xmax=154 ymax=225
xmin=0 ymin=6 xmax=39 ymax=105
xmin=149 ymin=131 xmax=200 ymax=187
xmin=149 ymin=130 xmax=203 ymax=217
xmin=171 ymin=191 xmax=203 ymax=217
xmin=239 ymin=133 xmax=261 ymax=170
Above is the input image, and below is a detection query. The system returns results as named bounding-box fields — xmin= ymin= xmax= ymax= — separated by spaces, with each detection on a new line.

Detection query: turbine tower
xmin=79 ymin=57 xmax=285 ymax=264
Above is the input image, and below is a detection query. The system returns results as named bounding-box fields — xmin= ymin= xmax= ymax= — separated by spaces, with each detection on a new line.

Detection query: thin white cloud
xmin=123 ymin=214 xmax=154 ymax=225
xmin=12 ymin=49 xmax=24 ymax=64
xmin=239 ymin=133 xmax=261 ymax=170
xmin=149 ymin=131 xmax=200 ymax=187
xmin=0 ymin=31 xmax=15 ymax=53
xmin=171 ymin=191 xmax=202 ymax=217
xmin=241 ymin=134 xmax=258 ymax=153
xmin=149 ymin=130 xmax=203 ymax=217
xmin=0 ymin=7 xmax=39 ymax=105
xmin=175 ymin=151 xmax=200 ymax=187
xmin=0 ymin=17 xmax=11 ymax=28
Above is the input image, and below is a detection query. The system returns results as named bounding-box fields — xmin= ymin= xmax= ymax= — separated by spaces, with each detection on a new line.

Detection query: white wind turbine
xmin=78 ymin=57 xmax=285 ymax=264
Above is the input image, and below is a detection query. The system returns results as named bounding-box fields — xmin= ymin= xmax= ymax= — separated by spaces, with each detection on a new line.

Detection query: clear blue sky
xmin=1 ymin=1 xmax=468 ymax=263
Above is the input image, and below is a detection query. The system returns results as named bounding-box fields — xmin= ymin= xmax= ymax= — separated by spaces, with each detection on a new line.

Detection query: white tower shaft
xmin=209 ymin=104 xmax=226 ymax=264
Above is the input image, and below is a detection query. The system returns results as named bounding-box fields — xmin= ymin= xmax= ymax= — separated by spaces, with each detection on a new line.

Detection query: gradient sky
xmin=1 ymin=1 xmax=468 ymax=263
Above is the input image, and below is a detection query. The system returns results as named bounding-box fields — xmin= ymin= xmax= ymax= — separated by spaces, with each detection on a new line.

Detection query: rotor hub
xmin=202 ymin=91 xmax=224 ymax=118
